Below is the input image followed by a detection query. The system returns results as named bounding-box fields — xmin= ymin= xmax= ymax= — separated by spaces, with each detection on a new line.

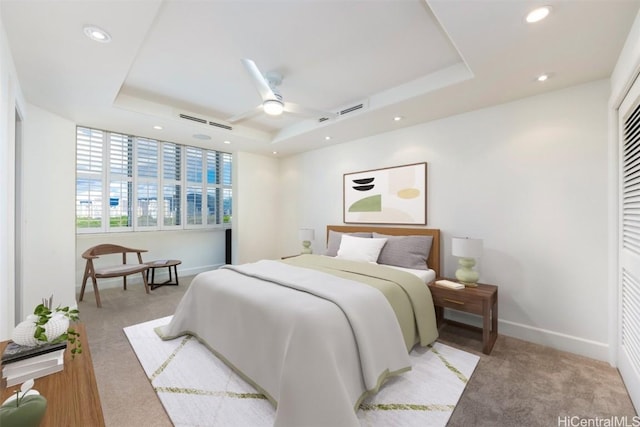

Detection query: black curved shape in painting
xmin=352 ymin=178 xmax=374 ymax=185
xmin=353 ymin=185 xmax=375 ymax=191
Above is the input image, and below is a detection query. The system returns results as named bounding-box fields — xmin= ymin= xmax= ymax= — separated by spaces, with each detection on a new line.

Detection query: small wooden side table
xmin=146 ymin=259 xmax=182 ymax=290
xmin=428 ymin=279 xmax=498 ymax=355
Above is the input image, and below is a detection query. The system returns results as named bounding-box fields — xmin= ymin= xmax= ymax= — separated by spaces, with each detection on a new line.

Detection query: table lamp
xmin=299 ymin=228 xmax=315 ymax=254
xmin=451 ymin=237 xmax=483 ymax=286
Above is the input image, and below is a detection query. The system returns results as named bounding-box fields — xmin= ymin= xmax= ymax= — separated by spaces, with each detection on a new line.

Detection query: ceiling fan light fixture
xmin=263 ymin=99 xmax=284 ymax=116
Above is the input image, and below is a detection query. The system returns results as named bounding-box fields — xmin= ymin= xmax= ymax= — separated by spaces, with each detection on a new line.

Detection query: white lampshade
xmin=299 ymin=228 xmax=315 ymax=242
xmin=451 ymin=237 xmax=483 ymax=258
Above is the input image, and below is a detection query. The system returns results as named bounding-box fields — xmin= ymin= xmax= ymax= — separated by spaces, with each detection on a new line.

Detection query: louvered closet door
xmin=619 ymin=75 xmax=640 ymax=412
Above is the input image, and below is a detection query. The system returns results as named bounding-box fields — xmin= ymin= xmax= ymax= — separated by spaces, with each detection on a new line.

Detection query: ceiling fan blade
xmin=227 ymin=105 xmax=263 ymax=123
xmin=241 ymin=58 xmax=277 ymax=102
xmin=284 ymin=102 xmax=338 ymax=120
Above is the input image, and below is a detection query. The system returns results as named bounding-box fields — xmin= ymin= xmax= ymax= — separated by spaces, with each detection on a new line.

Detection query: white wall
xmin=0 ymin=8 xmax=14 ymax=339
xmin=233 ymin=151 xmax=279 ymax=264
xmin=21 ymin=105 xmax=76 ymax=313
xmin=0 ymin=10 xmax=24 ymax=340
xmin=76 ymin=229 xmax=226 ymax=293
xmin=279 ymin=79 xmax=610 ymax=361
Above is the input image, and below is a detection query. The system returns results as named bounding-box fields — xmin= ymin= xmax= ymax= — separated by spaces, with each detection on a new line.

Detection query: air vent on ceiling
xmin=208 ymin=121 xmax=232 ymax=131
xmin=318 ymin=100 xmax=369 ymax=123
xmin=179 ymin=113 xmax=207 ymax=124
xmin=339 ymin=103 xmax=364 ymax=116
xmin=178 ymin=113 xmax=233 ymax=131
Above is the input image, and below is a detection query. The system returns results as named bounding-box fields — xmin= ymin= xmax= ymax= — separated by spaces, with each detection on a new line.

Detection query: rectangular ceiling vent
xmin=339 ymin=103 xmax=364 ymax=116
xmin=208 ymin=121 xmax=232 ymax=131
xmin=179 ymin=113 xmax=207 ymax=124
xmin=319 ymin=99 xmax=369 ymax=123
xmin=178 ymin=113 xmax=233 ymax=131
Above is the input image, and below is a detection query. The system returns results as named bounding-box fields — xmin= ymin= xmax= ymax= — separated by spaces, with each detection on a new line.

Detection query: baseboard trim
xmin=445 ymin=310 xmax=610 ymax=363
xmin=76 ymin=264 xmax=224 ymax=293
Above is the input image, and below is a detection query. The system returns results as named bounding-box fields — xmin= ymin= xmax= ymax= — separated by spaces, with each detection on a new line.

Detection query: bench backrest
xmin=82 ymin=244 xmax=147 ymax=260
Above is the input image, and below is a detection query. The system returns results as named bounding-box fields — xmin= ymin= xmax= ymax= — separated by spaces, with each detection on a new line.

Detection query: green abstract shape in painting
xmin=349 ymin=195 xmax=382 ymax=212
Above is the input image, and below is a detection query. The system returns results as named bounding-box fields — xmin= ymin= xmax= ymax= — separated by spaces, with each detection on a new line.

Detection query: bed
xmin=156 ymin=225 xmax=440 ymax=427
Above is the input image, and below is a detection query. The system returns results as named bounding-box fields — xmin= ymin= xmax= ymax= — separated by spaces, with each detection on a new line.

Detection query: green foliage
xmin=31 ymin=303 xmax=82 ymax=359
xmin=76 ymin=217 xmax=101 ymax=228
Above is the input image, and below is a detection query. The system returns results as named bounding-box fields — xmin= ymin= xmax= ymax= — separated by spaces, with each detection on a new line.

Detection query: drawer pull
xmin=444 ymin=298 xmax=465 ymax=305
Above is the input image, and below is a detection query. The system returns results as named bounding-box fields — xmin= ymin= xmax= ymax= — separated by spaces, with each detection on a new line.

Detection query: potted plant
xmin=10 ymin=296 xmax=82 ymax=358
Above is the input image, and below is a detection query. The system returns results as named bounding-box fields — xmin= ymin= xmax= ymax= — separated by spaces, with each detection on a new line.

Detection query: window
xmin=76 ymin=126 xmax=232 ymax=233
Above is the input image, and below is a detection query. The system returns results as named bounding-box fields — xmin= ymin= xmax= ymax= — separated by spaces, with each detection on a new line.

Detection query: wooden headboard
xmin=326 ymin=225 xmax=441 ymax=277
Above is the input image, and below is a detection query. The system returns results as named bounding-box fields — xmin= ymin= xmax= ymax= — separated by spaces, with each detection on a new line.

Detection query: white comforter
xmin=157 ymin=260 xmax=412 ymax=427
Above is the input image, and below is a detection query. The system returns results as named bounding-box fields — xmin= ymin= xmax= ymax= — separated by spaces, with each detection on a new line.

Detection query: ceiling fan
xmin=227 ymin=58 xmax=338 ymax=123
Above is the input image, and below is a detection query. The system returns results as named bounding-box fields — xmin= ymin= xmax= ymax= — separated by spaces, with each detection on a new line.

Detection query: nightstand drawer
xmin=431 ymin=292 xmax=483 ymax=315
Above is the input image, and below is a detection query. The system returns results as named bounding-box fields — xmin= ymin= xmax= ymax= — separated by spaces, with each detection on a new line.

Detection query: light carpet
xmin=124 ymin=316 xmax=480 ymax=427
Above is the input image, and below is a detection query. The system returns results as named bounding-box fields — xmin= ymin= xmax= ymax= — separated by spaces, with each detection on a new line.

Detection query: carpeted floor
xmin=79 ymin=275 xmax=637 ymax=427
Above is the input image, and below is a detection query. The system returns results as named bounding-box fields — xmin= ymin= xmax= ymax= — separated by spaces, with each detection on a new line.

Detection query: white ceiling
xmin=2 ymin=0 xmax=638 ymax=156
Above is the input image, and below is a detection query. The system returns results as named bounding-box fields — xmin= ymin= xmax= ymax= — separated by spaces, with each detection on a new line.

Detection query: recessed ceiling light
xmin=83 ymin=25 xmax=111 ymax=43
xmin=153 ymin=125 xmax=163 ymax=130
xmin=272 ymin=151 xmax=278 ymax=155
xmin=537 ymin=73 xmax=550 ymax=82
xmin=193 ymin=134 xmax=212 ymax=140
xmin=325 ymin=136 xmax=331 ymax=140
xmin=223 ymin=140 xmax=231 ymax=144
xmin=393 ymin=116 xmax=403 ymax=122
xmin=525 ymin=6 xmax=551 ymax=23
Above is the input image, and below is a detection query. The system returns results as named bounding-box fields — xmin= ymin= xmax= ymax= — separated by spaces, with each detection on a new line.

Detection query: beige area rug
xmin=124 ymin=316 xmax=479 ymax=427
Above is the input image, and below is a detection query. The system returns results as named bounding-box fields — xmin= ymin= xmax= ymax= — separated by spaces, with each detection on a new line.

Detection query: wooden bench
xmin=79 ymin=244 xmax=150 ymax=307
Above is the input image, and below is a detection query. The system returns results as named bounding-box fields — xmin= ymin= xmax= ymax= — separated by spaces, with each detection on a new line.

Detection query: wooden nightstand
xmin=428 ymin=279 xmax=498 ymax=355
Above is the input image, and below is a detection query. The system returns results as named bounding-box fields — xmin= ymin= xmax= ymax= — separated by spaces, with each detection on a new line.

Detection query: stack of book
xmin=1 ymin=341 xmax=67 ymax=387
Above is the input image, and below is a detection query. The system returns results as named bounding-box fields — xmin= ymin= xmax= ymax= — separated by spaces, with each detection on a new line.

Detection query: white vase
xmin=11 ymin=314 xmax=69 ymax=347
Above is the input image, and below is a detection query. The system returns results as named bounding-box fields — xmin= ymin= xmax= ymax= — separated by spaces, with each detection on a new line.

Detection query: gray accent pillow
xmin=325 ymin=230 xmax=372 ymax=256
xmin=372 ymin=232 xmax=433 ymax=270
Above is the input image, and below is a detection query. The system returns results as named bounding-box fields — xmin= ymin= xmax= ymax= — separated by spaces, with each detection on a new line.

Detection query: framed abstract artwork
xmin=343 ymin=162 xmax=427 ymax=225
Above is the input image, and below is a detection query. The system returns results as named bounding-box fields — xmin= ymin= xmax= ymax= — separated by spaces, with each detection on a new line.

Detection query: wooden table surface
xmin=0 ymin=323 xmax=105 ymax=426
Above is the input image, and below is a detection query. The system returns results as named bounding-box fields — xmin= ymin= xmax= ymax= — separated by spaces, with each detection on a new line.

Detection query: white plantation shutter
xmin=108 ymin=132 xmax=133 ymax=230
xmin=76 ymin=126 xmax=232 ymax=232
xmin=618 ymin=76 xmax=640 ymax=411
xmin=162 ymin=142 xmax=182 ymax=227
xmin=186 ymin=147 xmax=203 ymax=226
xmin=136 ymin=138 xmax=159 ymax=228
xmin=221 ymin=152 xmax=233 ymax=224
xmin=206 ymin=151 xmax=219 ymax=225
xmin=76 ymin=127 xmax=104 ymax=230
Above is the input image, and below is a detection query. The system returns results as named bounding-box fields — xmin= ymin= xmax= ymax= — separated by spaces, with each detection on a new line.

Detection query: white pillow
xmin=336 ymin=235 xmax=388 ymax=263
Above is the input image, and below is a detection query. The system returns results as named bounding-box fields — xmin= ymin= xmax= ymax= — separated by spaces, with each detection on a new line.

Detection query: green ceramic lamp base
xmin=301 ymin=240 xmax=312 ymax=254
xmin=455 ymin=257 xmax=479 ymax=286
